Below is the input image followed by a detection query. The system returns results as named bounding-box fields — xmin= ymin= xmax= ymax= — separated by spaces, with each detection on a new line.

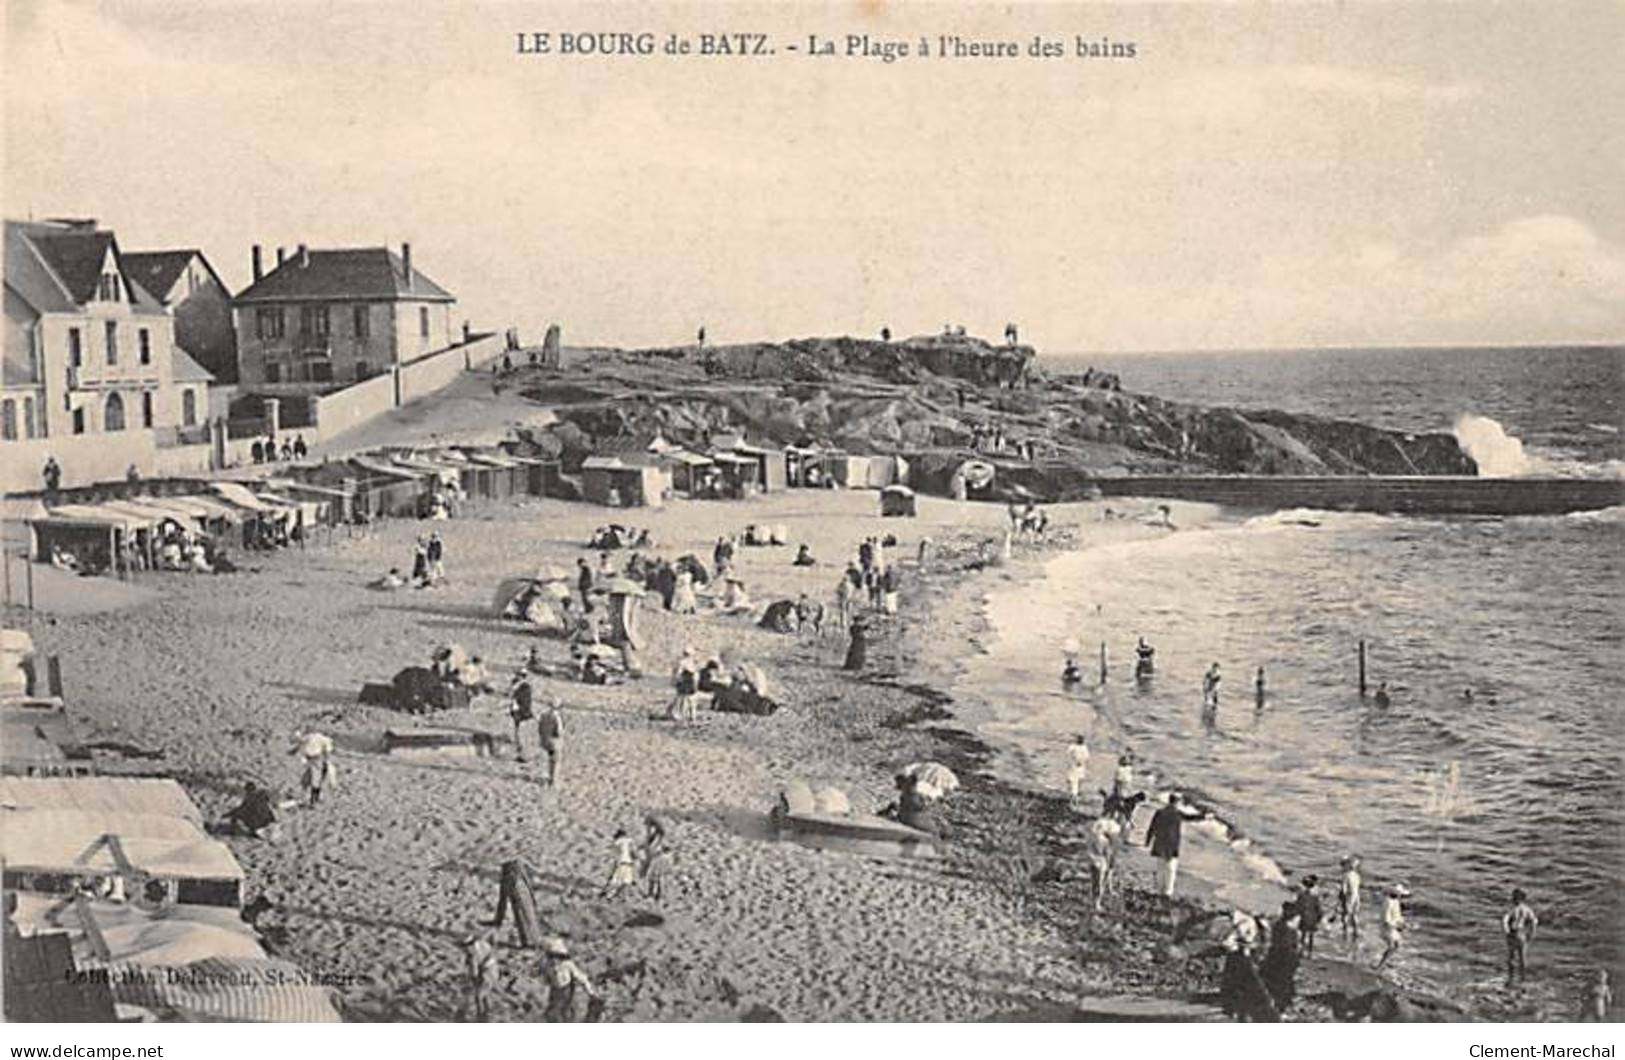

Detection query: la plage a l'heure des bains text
xmin=1470 ymin=1048 xmax=1615 ymax=1058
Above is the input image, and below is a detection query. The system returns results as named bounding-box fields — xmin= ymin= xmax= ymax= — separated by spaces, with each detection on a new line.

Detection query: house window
xmin=141 ymin=391 xmax=154 ymax=428
xmin=24 ymin=397 xmax=38 ymax=438
xmin=139 ymin=329 xmax=151 ymax=364
xmin=68 ymin=328 xmax=83 ymax=367
xmin=300 ymin=305 xmax=330 ymax=340
xmin=355 ymin=361 xmax=371 ymax=380
xmin=256 ymin=308 xmax=285 ymax=340
xmin=104 ymin=392 xmax=126 ymax=431
xmin=353 ymin=305 xmax=370 ymax=339
xmin=266 ymin=363 xmax=281 ymax=384
xmin=182 ymin=389 xmax=197 ymax=427
xmin=419 ymin=306 xmax=430 ymax=338
xmin=105 ymin=321 xmax=118 ymax=365
xmin=1 ymin=400 xmax=15 ymax=441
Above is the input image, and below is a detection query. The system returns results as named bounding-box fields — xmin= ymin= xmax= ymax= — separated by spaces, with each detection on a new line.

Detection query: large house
xmin=3 ymin=218 xmax=213 ymax=452
xmin=231 ymin=243 xmax=457 ymax=386
xmin=121 ymin=249 xmax=238 ymax=383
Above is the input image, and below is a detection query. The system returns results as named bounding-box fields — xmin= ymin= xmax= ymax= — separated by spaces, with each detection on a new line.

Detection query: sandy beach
xmin=10 ymin=487 xmax=1439 ymax=1022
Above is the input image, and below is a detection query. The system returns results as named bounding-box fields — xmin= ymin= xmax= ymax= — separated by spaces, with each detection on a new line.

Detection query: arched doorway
xmin=104 ymin=392 xmax=126 ymax=431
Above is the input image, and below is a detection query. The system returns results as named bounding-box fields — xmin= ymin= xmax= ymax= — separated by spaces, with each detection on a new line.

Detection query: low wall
xmin=310 ymin=371 xmax=397 ymax=440
xmin=1083 ymin=475 xmax=1624 ymax=516
xmin=2 ymin=432 xmax=160 ymax=492
xmin=398 ymin=333 xmax=500 ymax=404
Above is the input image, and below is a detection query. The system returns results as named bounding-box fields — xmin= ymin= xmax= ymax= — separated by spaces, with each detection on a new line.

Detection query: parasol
xmin=493 ymin=578 xmax=541 ymax=614
xmin=901 ymin=761 xmax=960 ymax=794
xmin=542 ymin=580 xmax=574 ymax=600
xmin=603 ymin=576 xmax=645 ymax=596
xmin=535 ymin=563 xmax=572 ymax=583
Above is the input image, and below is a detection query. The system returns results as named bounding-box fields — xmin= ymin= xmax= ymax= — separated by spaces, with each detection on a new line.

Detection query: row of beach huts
xmin=8 ymin=432 xmax=945 ymax=579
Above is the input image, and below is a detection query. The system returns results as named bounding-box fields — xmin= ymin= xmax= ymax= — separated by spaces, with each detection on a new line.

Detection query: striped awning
xmin=98 ymin=957 xmax=342 ymax=1022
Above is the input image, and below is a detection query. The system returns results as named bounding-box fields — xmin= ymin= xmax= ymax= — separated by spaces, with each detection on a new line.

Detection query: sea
xmin=957 ymin=345 xmax=1624 ymax=1018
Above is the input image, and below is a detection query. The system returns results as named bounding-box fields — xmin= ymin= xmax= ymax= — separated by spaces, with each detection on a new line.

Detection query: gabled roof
xmin=171 ymin=347 xmax=217 ymax=383
xmin=234 ymin=247 xmax=455 ymax=304
xmin=5 ymin=220 xmax=78 ymax=314
xmin=121 ymin=250 xmax=205 ymax=302
xmin=4 ymin=220 xmax=167 ymax=315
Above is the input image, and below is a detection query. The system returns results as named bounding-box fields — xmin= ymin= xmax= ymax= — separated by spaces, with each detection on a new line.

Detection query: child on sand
xmin=601 ymin=828 xmax=637 ymax=900
xmin=461 ymin=933 xmax=497 ymax=1022
xmin=1066 ymin=734 xmax=1091 ymax=801
xmin=1376 ymin=883 xmax=1410 ymax=971
xmin=671 ymin=647 xmax=700 ymax=724
xmin=508 ymin=672 xmax=535 ymax=762
xmin=1296 ymin=875 xmax=1324 ymax=956
xmin=289 ymin=730 xmax=336 ymax=808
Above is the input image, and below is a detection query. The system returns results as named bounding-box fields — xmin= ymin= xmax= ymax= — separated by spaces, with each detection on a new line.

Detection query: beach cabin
xmin=581 ymin=457 xmax=664 ymax=508
xmin=663 ymin=450 xmax=715 ymax=496
xmin=500 ymin=452 xmax=558 ymax=497
xmin=347 ymin=457 xmax=435 ymax=517
xmin=706 ymin=452 xmax=759 ymax=498
xmin=27 ymin=505 xmax=139 ymax=575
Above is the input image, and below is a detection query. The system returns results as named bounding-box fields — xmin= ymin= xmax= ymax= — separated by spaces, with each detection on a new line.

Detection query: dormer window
xmin=97 ymin=273 xmax=122 ymax=302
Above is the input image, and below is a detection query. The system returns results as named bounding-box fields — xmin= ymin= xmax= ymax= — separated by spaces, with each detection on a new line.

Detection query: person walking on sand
xmin=541 ymin=936 xmax=599 ymax=1023
xmin=1295 ymin=874 xmax=1324 ymax=957
xmin=843 ymin=613 xmax=870 ymax=671
xmin=577 ymin=557 xmax=594 ymax=612
xmin=1112 ymin=752 xmax=1135 ymax=801
xmin=1375 ymin=883 xmax=1410 ymax=972
xmin=508 ymin=671 xmax=535 ymax=762
xmin=601 ymin=827 xmax=637 ymax=900
xmin=1086 ymin=812 xmax=1122 ymax=911
xmin=1338 ymin=855 xmax=1364 ymax=949
xmin=1066 ymin=734 xmax=1091 ymax=801
xmin=1502 ymin=888 xmax=1539 ymax=986
xmin=427 ymin=531 xmax=445 ymax=583
xmin=289 ymin=730 xmax=335 ymax=808
xmin=641 ymin=815 xmax=670 ymax=900
xmin=461 ymin=932 xmax=497 ymax=1021
xmin=536 ymin=695 xmax=564 ymax=787
xmin=1145 ymin=792 xmax=1201 ymax=898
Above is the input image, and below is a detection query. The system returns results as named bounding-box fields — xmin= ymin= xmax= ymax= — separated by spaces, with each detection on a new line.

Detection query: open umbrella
xmin=493 ymin=578 xmax=541 ymax=614
xmin=542 ymin=581 xmax=574 ymax=600
xmin=901 ymin=761 xmax=960 ymax=794
xmin=535 ymin=563 xmax=572 ymax=583
xmin=603 ymin=576 xmax=645 ymax=596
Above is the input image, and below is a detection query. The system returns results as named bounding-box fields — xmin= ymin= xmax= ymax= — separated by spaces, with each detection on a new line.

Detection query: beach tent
xmin=880 ymin=485 xmax=918 ymax=517
xmin=209 ymin=482 xmax=278 ymax=515
xmin=266 ymin=479 xmax=351 ymax=524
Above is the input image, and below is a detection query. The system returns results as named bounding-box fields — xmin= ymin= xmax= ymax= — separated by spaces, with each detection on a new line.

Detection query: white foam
xmin=1453 ymin=414 xmax=1541 ymax=476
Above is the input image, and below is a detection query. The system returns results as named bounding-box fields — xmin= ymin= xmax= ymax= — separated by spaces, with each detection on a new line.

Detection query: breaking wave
xmin=1453 ymin=414 xmax=1625 ymax=478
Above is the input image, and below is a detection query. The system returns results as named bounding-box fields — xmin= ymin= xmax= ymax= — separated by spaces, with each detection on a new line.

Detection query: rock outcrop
xmin=515 ymin=335 xmax=1477 ymax=483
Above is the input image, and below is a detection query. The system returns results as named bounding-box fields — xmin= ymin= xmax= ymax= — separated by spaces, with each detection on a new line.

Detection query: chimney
xmin=297 ymin=244 xmax=310 ymax=268
xmin=276 ymin=246 xmax=287 ymax=267
xmin=401 ymin=243 xmax=413 ymax=288
xmin=251 ymin=245 xmax=264 ymax=282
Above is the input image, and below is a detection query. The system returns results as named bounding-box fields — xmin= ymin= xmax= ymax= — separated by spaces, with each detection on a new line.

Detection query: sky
xmin=4 ymin=0 xmax=1624 ymax=353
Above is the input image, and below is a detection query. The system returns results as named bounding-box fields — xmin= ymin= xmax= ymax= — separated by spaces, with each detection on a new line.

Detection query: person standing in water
xmin=1255 ymin=666 xmax=1267 ymax=710
xmin=1373 ymin=681 xmax=1392 ymax=708
xmin=1203 ymin=662 xmax=1222 ymax=712
xmin=1502 ymin=888 xmax=1539 ymax=986
xmin=1135 ymin=637 xmax=1155 ymax=679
